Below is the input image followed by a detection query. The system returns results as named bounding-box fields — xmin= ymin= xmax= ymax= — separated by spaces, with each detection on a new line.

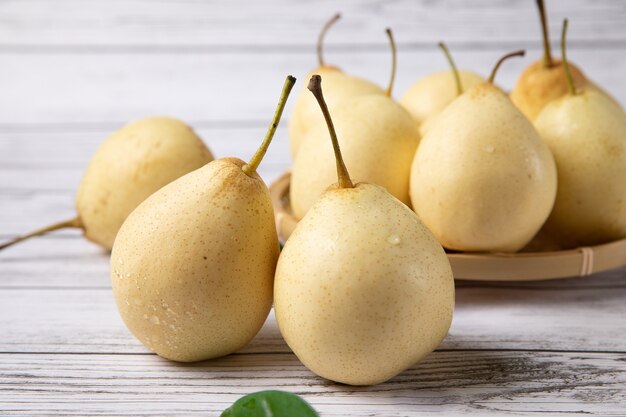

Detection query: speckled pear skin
xmin=534 ymin=89 xmax=626 ymax=247
xmin=274 ymin=183 xmax=454 ymax=386
xmin=410 ymin=83 xmax=557 ymax=252
xmin=76 ymin=116 xmax=214 ymax=250
xmin=290 ymin=95 xmax=420 ymax=219
xmin=110 ymin=158 xmax=278 ymax=362
xmin=400 ymin=70 xmax=486 ymax=125
xmin=288 ymin=67 xmax=384 ymax=157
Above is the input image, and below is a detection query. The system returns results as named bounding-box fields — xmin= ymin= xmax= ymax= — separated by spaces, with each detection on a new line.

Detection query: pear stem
xmin=317 ymin=13 xmax=341 ymax=67
xmin=536 ymin=0 xmax=554 ymax=68
xmin=561 ymin=19 xmax=577 ymax=95
xmin=242 ymin=76 xmax=296 ymax=177
xmin=385 ymin=28 xmax=397 ymax=97
xmin=307 ymin=75 xmax=354 ymax=189
xmin=488 ymin=50 xmax=526 ymax=84
xmin=0 ymin=217 xmax=83 ymax=251
xmin=438 ymin=42 xmax=462 ymax=95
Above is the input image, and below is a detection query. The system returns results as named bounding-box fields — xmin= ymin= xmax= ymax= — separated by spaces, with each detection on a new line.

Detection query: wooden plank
xmin=0 ymin=0 xmax=624 ymax=48
xmin=0 ymin=49 xmax=624 ymax=126
xmin=0 ymin=350 xmax=624 ymax=416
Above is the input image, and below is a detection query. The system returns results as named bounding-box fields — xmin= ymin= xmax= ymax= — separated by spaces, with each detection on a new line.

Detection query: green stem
xmin=385 ymin=28 xmax=397 ymax=97
xmin=242 ymin=76 xmax=296 ymax=176
xmin=317 ymin=13 xmax=341 ymax=67
xmin=536 ymin=0 xmax=554 ymax=68
xmin=560 ymin=19 xmax=577 ymax=95
xmin=307 ymin=75 xmax=354 ymax=189
xmin=438 ymin=42 xmax=462 ymax=95
xmin=0 ymin=217 xmax=83 ymax=251
xmin=489 ymin=50 xmax=526 ymax=84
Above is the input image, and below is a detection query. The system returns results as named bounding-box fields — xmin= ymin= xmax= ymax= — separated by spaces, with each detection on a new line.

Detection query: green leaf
xmin=220 ymin=390 xmax=319 ymax=417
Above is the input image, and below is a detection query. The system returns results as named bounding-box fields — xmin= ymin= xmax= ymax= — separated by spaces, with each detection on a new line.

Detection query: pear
xmin=110 ymin=76 xmax=295 ymax=362
xmin=400 ymin=42 xmax=486 ymax=132
xmin=0 ymin=116 xmax=213 ymax=251
xmin=534 ymin=20 xmax=626 ymax=247
xmin=510 ymin=0 xmax=619 ymax=120
xmin=288 ymin=13 xmax=384 ymax=157
xmin=410 ymin=51 xmax=558 ymax=252
xmin=290 ymin=29 xmax=420 ymax=219
xmin=274 ymin=75 xmax=454 ymax=386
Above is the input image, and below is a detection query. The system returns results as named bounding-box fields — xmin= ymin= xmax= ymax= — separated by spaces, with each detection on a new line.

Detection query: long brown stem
xmin=243 ymin=76 xmax=296 ymax=176
xmin=307 ymin=75 xmax=354 ymax=189
xmin=438 ymin=42 xmax=462 ymax=95
xmin=536 ymin=0 xmax=554 ymax=68
xmin=0 ymin=217 xmax=83 ymax=251
xmin=385 ymin=28 xmax=397 ymax=97
xmin=317 ymin=13 xmax=341 ymax=67
xmin=560 ymin=19 xmax=577 ymax=95
xmin=489 ymin=50 xmax=526 ymax=84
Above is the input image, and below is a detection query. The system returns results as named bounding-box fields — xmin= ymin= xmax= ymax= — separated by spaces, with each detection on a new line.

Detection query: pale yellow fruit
xmin=274 ymin=183 xmax=454 ymax=386
xmin=400 ymin=70 xmax=486 ymax=125
xmin=534 ymin=89 xmax=626 ymax=247
xmin=288 ymin=67 xmax=383 ymax=157
xmin=410 ymin=83 xmax=557 ymax=252
xmin=77 ymin=116 xmax=213 ymax=249
xmin=110 ymin=158 xmax=278 ymax=362
xmin=290 ymin=95 xmax=420 ymax=219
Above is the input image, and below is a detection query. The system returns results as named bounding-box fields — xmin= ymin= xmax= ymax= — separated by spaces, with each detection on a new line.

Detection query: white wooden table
xmin=1 ymin=1 xmax=625 ymax=415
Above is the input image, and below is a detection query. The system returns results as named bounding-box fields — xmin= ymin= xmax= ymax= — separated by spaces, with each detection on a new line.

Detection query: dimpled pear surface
xmin=288 ymin=67 xmax=383 ymax=157
xmin=274 ymin=183 xmax=454 ymax=386
xmin=76 ymin=116 xmax=214 ymax=249
xmin=110 ymin=158 xmax=277 ymax=362
xmin=290 ymin=95 xmax=420 ymax=219
xmin=534 ymin=90 xmax=626 ymax=247
xmin=410 ymin=83 xmax=557 ymax=252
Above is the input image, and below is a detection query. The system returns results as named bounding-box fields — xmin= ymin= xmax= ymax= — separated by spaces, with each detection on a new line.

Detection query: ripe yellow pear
xmin=288 ymin=14 xmax=383 ymax=157
xmin=410 ymin=51 xmax=557 ymax=252
xmin=534 ymin=20 xmax=626 ymax=247
xmin=0 ymin=116 xmax=213 ymax=251
xmin=275 ymin=75 xmax=454 ymax=386
xmin=110 ymin=76 xmax=295 ymax=362
xmin=290 ymin=29 xmax=420 ymax=219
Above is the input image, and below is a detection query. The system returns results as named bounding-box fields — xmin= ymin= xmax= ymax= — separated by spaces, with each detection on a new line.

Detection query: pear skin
xmin=410 ymin=83 xmax=557 ymax=252
xmin=275 ymin=183 xmax=454 ymax=385
xmin=110 ymin=158 xmax=278 ymax=362
xmin=77 ymin=116 xmax=213 ymax=249
xmin=534 ymin=89 xmax=626 ymax=247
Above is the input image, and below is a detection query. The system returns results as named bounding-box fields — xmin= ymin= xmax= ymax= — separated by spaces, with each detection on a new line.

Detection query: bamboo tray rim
xmin=269 ymin=171 xmax=626 ymax=281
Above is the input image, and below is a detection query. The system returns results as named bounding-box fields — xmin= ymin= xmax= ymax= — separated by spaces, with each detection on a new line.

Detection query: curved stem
xmin=385 ymin=28 xmax=397 ymax=97
xmin=438 ymin=42 xmax=462 ymax=95
xmin=0 ymin=217 xmax=83 ymax=251
xmin=536 ymin=0 xmax=554 ymax=68
xmin=489 ymin=50 xmax=526 ymax=84
xmin=307 ymin=75 xmax=354 ymax=189
xmin=317 ymin=13 xmax=341 ymax=67
xmin=561 ymin=19 xmax=577 ymax=95
xmin=243 ymin=76 xmax=296 ymax=176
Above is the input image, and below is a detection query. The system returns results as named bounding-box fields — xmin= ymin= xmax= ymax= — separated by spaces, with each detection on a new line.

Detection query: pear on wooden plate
xmin=275 ymin=75 xmax=454 ymax=386
xmin=0 ymin=116 xmax=213 ymax=251
xmin=110 ymin=76 xmax=295 ymax=362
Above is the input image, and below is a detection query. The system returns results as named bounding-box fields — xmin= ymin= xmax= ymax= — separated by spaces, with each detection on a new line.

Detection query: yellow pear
xmin=110 ymin=76 xmax=295 ymax=362
xmin=275 ymin=75 xmax=454 ymax=386
xmin=288 ymin=14 xmax=383 ymax=157
xmin=0 ymin=116 xmax=213 ymax=251
xmin=410 ymin=51 xmax=557 ymax=252
xmin=534 ymin=20 xmax=626 ymax=247
xmin=290 ymin=29 xmax=420 ymax=219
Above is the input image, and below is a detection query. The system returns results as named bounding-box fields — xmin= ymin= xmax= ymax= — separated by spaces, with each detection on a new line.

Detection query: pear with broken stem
xmin=291 ymin=28 xmax=420 ymax=219
xmin=275 ymin=74 xmax=454 ymax=386
xmin=0 ymin=117 xmax=214 ymax=252
xmin=288 ymin=13 xmax=384 ymax=157
xmin=534 ymin=20 xmax=626 ymax=247
xmin=110 ymin=76 xmax=295 ymax=362
xmin=410 ymin=50 xmax=557 ymax=252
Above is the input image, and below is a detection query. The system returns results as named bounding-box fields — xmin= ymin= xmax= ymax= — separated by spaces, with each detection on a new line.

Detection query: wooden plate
xmin=269 ymin=172 xmax=626 ymax=281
